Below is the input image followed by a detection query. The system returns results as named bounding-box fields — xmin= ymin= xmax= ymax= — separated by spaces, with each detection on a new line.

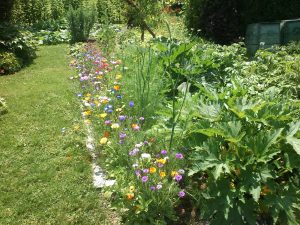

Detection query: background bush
xmin=96 ymin=0 xmax=126 ymax=24
xmin=0 ymin=23 xmax=37 ymax=74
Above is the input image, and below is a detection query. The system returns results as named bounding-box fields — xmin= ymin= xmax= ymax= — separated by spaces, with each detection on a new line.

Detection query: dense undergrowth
xmin=69 ymin=25 xmax=300 ymax=224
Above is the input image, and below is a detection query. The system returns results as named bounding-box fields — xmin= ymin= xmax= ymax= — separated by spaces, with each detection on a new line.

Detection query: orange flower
xmin=126 ymin=193 xmax=134 ymax=200
xmin=103 ymin=131 xmax=110 ymax=138
xmin=149 ymin=167 xmax=156 ymax=173
xmin=159 ymin=171 xmax=166 ymax=178
xmin=113 ymin=85 xmax=121 ymax=91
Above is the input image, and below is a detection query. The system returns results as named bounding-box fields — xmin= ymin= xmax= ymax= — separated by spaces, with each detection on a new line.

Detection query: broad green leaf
xmin=286 ymin=137 xmax=300 ymax=156
xmin=250 ymin=185 xmax=261 ymax=202
xmin=213 ymin=163 xmax=230 ymax=180
xmin=287 ymin=121 xmax=300 ymax=137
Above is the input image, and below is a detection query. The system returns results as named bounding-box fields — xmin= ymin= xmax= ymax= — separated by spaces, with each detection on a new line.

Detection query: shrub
xmin=67 ymin=6 xmax=96 ymax=43
xmin=11 ymin=0 xmax=67 ymax=25
xmin=0 ymin=51 xmax=22 ymax=74
xmin=0 ymin=23 xmax=36 ymax=71
xmin=96 ymin=0 xmax=126 ymax=24
xmin=184 ymin=83 xmax=300 ymax=224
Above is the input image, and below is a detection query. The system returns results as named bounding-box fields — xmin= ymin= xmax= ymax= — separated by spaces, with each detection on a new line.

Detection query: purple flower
xmin=119 ymin=140 xmax=124 ymax=144
xmin=129 ymin=101 xmax=134 ymax=107
xmin=150 ymin=186 xmax=156 ymax=191
xmin=178 ymin=191 xmax=185 ymax=198
xmin=119 ymin=115 xmax=126 ymax=121
xmin=157 ymin=163 xmax=164 ymax=168
xmin=108 ymin=104 xmax=113 ymax=109
xmin=161 ymin=150 xmax=167 ymax=155
xmin=143 ymin=169 xmax=149 ymax=174
xmin=77 ymin=93 xmax=82 ymax=97
xmin=156 ymin=184 xmax=162 ymax=189
xmin=104 ymin=120 xmax=112 ymax=125
xmin=116 ymin=94 xmax=122 ymax=99
xmin=135 ymin=170 xmax=141 ymax=177
xmin=175 ymin=174 xmax=183 ymax=182
xmin=139 ymin=117 xmax=145 ymax=121
xmin=119 ymin=132 xmax=126 ymax=139
xmin=129 ymin=148 xmax=139 ymax=156
xmin=141 ymin=176 xmax=148 ymax=183
xmin=107 ymin=109 xmax=113 ymax=113
xmin=175 ymin=153 xmax=184 ymax=159
xmin=144 ymin=141 xmax=149 ymax=145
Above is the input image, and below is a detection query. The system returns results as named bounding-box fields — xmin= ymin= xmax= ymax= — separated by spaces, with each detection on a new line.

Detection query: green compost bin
xmin=282 ymin=19 xmax=300 ymax=44
xmin=246 ymin=18 xmax=300 ymax=56
xmin=246 ymin=22 xmax=282 ymax=56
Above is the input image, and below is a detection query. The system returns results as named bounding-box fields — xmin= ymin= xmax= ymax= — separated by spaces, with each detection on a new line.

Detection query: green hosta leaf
xmin=286 ymin=137 xmax=300 ymax=156
xmin=250 ymin=185 xmax=261 ymax=202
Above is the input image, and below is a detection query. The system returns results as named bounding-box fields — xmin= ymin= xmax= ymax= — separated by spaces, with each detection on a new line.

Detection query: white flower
xmin=135 ymin=143 xmax=143 ymax=148
xmin=141 ymin=153 xmax=151 ymax=160
xmin=178 ymin=169 xmax=185 ymax=174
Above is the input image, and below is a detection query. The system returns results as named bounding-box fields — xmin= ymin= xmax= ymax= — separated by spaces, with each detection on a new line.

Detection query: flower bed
xmin=70 ymin=43 xmax=188 ymax=224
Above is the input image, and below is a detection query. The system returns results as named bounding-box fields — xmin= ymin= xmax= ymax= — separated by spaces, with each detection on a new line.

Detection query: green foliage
xmin=184 ymin=84 xmax=300 ymax=224
xmin=67 ymin=6 xmax=96 ymax=43
xmin=126 ymin=0 xmax=162 ymax=27
xmin=0 ymin=51 xmax=22 ymax=75
xmin=96 ymin=0 xmax=126 ymax=24
xmin=33 ymin=29 xmax=70 ymax=45
xmin=0 ymin=23 xmax=36 ymax=74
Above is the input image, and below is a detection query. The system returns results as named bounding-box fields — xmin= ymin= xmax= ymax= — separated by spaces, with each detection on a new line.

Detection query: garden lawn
xmin=0 ymin=45 xmax=109 ymax=225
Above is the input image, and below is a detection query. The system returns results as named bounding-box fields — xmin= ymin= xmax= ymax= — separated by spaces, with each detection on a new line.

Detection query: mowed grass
xmin=0 ymin=45 xmax=109 ymax=225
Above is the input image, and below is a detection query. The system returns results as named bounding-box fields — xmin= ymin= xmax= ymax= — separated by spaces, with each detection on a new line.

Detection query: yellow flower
xmin=84 ymin=97 xmax=90 ymax=101
xmin=84 ymin=119 xmax=91 ymax=124
xmin=101 ymin=99 xmax=109 ymax=104
xmin=99 ymin=113 xmax=107 ymax=118
xmin=129 ymin=186 xmax=135 ymax=192
xmin=100 ymin=137 xmax=108 ymax=145
xmin=96 ymin=75 xmax=103 ymax=80
xmin=171 ymin=171 xmax=179 ymax=177
xmin=83 ymin=110 xmax=92 ymax=116
xmin=116 ymin=74 xmax=122 ymax=80
xmin=159 ymin=171 xmax=166 ymax=178
xmin=111 ymin=123 xmax=120 ymax=129
xmin=156 ymin=158 xmax=166 ymax=164
xmin=73 ymin=124 xmax=80 ymax=131
xmin=149 ymin=167 xmax=156 ymax=173
xmin=116 ymin=108 xmax=123 ymax=112
xmin=86 ymin=93 xmax=91 ymax=97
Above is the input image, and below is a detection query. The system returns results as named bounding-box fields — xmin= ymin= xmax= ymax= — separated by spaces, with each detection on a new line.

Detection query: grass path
xmin=0 ymin=45 xmax=109 ymax=224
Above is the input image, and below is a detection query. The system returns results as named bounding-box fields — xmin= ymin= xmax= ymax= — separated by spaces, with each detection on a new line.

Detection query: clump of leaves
xmin=0 ymin=97 xmax=8 ymax=115
xmin=184 ymin=83 xmax=300 ymax=225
